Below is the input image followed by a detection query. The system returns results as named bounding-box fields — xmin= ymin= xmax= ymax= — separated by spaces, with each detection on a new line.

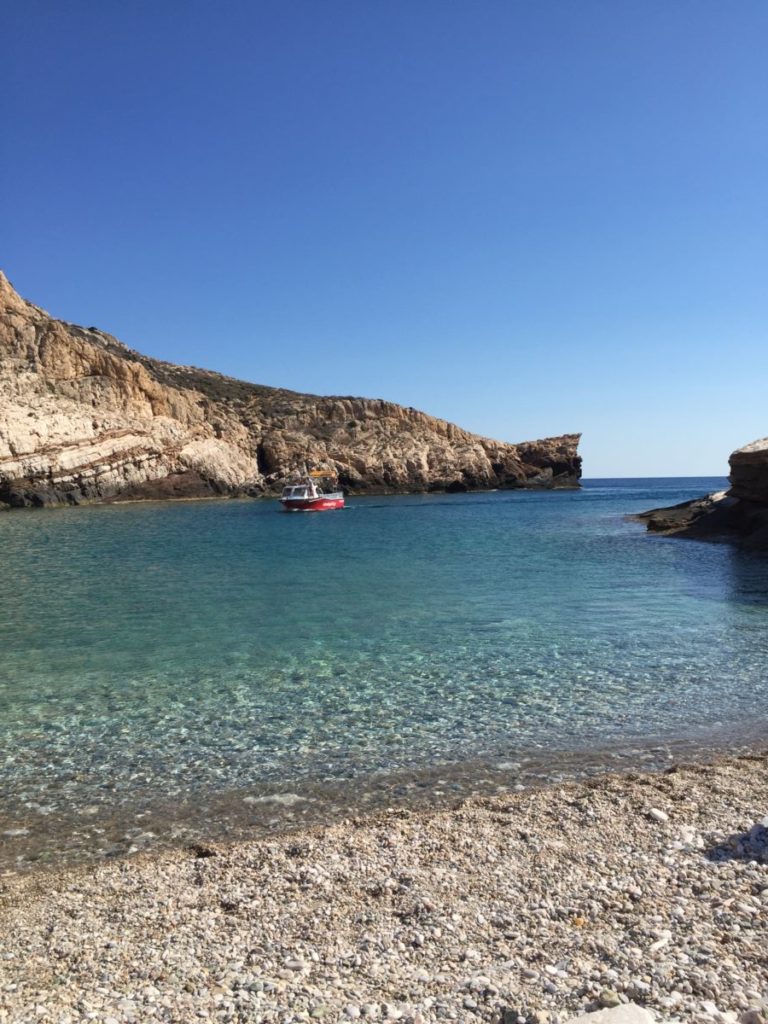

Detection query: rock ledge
xmin=636 ymin=439 xmax=768 ymax=550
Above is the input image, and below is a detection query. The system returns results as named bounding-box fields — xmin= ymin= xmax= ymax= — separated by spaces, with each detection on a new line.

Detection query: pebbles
xmin=1 ymin=753 xmax=767 ymax=1023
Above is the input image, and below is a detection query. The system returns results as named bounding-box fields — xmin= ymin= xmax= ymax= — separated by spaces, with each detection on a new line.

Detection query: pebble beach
xmin=1 ymin=752 xmax=767 ymax=1024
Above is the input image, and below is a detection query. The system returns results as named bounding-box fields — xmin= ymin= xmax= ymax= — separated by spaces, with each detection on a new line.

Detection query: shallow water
xmin=2 ymin=477 xmax=768 ymax=869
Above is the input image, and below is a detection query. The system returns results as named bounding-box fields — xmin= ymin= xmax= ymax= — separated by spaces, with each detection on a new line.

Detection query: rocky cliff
xmin=637 ymin=438 xmax=768 ymax=550
xmin=0 ymin=272 xmax=581 ymax=508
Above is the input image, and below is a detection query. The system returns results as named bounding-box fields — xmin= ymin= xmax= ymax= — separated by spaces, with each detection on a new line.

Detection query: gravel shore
xmin=1 ymin=753 xmax=767 ymax=1024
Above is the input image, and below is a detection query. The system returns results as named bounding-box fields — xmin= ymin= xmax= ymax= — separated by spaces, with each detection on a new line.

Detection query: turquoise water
xmin=2 ymin=478 xmax=768 ymax=867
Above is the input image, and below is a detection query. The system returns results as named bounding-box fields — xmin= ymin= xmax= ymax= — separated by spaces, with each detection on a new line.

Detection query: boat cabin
xmin=281 ymin=483 xmax=319 ymax=499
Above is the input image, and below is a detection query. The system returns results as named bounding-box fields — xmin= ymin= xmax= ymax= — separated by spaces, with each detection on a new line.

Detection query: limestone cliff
xmin=637 ymin=438 xmax=768 ymax=550
xmin=0 ymin=272 xmax=581 ymax=508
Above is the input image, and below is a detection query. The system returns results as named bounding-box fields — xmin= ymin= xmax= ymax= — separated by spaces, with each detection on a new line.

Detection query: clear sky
xmin=3 ymin=1 xmax=766 ymax=476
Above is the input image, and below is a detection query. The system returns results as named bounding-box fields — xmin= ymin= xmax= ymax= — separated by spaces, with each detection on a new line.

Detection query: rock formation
xmin=637 ymin=438 xmax=768 ymax=550
xmin=0 ymin=271 xmax=581 ymax=508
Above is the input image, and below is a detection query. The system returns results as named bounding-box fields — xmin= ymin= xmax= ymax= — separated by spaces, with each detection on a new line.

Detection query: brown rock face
xmin=0 ymin=271 xmax=581 ymax=508
xmin=637 ymin=437 xmax=768 ymax=550
xmin=729 ymin=438 xmax=768 ymax=504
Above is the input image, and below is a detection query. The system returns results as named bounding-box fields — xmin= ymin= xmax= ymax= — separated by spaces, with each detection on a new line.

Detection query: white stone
xmin=563 ymin=1006 xmax=655 ymax=1024
xmin=649 ymin=931 xmax=671 ymax=952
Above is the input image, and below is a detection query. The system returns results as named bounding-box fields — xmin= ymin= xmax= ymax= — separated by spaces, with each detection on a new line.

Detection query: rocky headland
xmin=637 ymin=439 xmax=768 ymax=550
xmin=0 ymin=272 xmax=581 ymax=508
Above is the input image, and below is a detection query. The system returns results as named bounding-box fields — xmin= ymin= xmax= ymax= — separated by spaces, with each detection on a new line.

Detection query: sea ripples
xmin=2 ymin=478 xmax=768 ymax=866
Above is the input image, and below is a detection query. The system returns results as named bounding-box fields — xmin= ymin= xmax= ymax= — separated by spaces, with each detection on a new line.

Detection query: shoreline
xmin=3 ymin=726 xmax=768 ymax=877
xmin=2 ymin=750 xmax=766 ymax=1023
xmin=0 ymin=480 xmax=584 ymax=514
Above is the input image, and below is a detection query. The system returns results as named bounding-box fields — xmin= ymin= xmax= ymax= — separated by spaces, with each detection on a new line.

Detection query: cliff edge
xmin=0 ymin=272 xmax=581 ymax=508
xmin=637 ymin=438 xmax=768 ymax=550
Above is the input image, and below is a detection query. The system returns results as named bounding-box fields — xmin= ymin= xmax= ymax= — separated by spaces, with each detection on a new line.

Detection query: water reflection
xmin=726 ymin=544 xmax=768 ymax=606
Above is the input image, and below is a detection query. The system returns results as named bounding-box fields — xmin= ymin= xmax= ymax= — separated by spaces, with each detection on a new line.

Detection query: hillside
xmin=0 ymin=272 xmax=581 ymax=507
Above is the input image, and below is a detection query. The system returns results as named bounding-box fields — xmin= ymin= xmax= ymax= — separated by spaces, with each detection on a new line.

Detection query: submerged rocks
xmin=0 ymin=271 xmax=581 ymax=507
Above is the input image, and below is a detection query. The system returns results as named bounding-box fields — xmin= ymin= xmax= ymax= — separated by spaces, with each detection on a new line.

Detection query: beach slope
xmin=1 ymin=754 xmax=766 ymax=1023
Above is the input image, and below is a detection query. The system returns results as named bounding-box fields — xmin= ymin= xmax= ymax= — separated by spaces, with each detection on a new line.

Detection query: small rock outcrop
xmin=730 ymin=438 xmax=768 ymax=504
xmin=0 ymin=272 xmax=581 ymax=507
xmin=637 ymin=438 xmax=768 ymax=550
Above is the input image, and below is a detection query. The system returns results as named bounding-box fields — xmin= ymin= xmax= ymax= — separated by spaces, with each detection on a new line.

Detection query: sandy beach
xmin=1 ymin=752 xmax=766 ymax=1024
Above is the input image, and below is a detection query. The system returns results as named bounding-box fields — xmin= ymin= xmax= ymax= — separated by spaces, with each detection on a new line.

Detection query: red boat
xmin=280 ymin=476 xmax=345 ymax=512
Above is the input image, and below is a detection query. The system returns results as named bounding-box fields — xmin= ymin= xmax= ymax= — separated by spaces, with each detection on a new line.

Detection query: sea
xmin=2 ymin=477 xmax=768 ymax=870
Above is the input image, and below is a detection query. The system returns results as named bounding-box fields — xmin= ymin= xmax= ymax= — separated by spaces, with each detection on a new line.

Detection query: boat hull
xmin=280 ymin=495 xmax=345 ymax=512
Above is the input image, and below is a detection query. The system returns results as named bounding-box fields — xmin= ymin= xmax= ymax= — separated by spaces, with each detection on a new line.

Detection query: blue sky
xmin=4 ymin=1 xmax=766 ymax=476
